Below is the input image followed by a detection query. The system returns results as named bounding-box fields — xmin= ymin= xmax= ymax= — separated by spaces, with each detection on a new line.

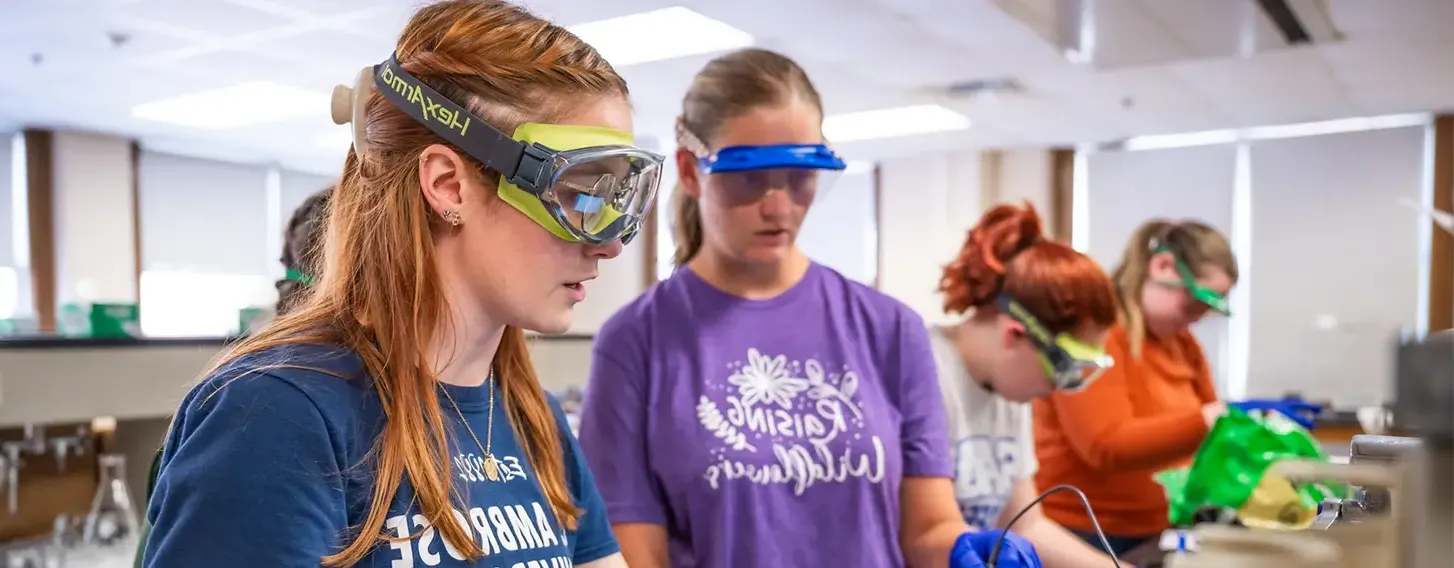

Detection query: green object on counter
xmin=57 ymin=303 xmax=90 ymax=337
xmin=90 ymin=302 xmax=140 ymax=338
xmin=57 ymin=302 xmax=141 ymax=338
xmin=1157 ymin=407 xmax=1345 ymax=528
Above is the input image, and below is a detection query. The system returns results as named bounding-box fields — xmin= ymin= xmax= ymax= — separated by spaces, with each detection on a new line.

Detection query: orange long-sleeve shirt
xmin=1032 ymin=324 xmax=1219 ymax=536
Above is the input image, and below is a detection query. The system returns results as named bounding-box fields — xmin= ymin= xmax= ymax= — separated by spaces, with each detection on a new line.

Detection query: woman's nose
xmin=585 ymin=239 xmax=625 ymax=259
xmin=759 ymin=187 xmax=793 ymax=217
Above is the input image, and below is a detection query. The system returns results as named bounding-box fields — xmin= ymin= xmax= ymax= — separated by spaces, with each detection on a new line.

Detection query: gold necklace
xmin=440 ymin=373 xmax=499 ymax=482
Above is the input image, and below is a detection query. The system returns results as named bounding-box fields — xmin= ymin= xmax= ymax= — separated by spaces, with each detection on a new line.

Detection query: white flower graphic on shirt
xmin=729 ymin=348 xmax=808 ymax=409
xmin=803 ymin=359 xmax=864 ymax=419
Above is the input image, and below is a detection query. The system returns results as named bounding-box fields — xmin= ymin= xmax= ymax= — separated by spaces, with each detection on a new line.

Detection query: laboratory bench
xmin=0 ymin=332 xmax=599 ymax=561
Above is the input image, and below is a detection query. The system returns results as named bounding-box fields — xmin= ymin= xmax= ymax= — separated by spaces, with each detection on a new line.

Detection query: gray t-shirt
xmin=929 ymin=326 xmax=1039 ymax=530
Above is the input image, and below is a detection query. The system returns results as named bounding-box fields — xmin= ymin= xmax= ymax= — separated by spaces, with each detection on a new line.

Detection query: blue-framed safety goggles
xmin=697 ymin=144 xmax=848 ymax=206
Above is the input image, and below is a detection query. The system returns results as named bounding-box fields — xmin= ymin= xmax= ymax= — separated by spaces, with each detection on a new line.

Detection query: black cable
xmin=986 ymin=484 xmax=1122 ymax=568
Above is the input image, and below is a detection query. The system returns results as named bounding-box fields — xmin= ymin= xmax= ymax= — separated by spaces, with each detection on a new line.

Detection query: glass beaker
xmin=83 ymin=454 xmax=139 ymax=548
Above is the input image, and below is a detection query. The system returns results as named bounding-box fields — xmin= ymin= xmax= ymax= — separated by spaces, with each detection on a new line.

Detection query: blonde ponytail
xmin=1111 ymin=220 xmax=1174 ymax=357
xmin=670 ymin=184 xmax=705 ymax=267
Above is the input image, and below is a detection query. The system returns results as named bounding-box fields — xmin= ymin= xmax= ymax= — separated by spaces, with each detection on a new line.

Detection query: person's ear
xmin=1000 ymin=315 xmax=1027 ymax=349
xmin=676 ymin=147 xmax=703 ymax=199
xmin=418 ymin=144 xmax=472 ymax=219
xmin=1148 ymin=251 xmax=1178 ymax=280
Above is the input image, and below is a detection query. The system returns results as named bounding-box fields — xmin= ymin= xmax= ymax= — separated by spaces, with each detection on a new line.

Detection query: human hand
xmin=1229 ymin=399 xmax=1323 ymax=430
xmin=950 ymin=530 xmax=1042 ymax=568
xmin=1200 ymin=402 xmax=1227 ymax=428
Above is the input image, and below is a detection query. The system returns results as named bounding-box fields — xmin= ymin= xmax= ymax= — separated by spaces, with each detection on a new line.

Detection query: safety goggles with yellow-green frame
xmin=995 ymin=293 xmax=1114 ymax=392
xmin=366 ymin=54 xmax=665 ymax=245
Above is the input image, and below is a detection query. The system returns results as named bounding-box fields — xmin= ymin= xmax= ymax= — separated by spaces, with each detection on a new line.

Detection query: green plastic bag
xmin=1156 ymin=408 xmax=1345 ymax=529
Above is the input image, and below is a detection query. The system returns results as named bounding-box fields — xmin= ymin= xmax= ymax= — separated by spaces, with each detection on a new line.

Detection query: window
xmin=137 ymin=152 xmax=272 ymax=336
xmin=1 ymin=133 xmax=15 ymax=320
xmin=0 ymin=267 xmax=17 ymax=319
xmin=139 ymin=270 xmax=274 ymax=337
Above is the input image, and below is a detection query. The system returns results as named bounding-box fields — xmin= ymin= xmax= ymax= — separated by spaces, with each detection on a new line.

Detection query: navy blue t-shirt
xmin=143 ymin=344 xmax=618 ymax=567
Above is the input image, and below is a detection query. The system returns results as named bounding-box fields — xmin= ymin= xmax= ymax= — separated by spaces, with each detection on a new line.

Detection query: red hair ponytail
xmin=939 ymin=202 xmax=1117 ymax=334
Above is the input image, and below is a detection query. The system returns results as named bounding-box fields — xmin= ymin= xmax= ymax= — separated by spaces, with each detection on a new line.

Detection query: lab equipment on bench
xmin=1227 ymin=398 xmax=1324 ymax=430
xmin=1156 ymin=407 xmax=1344 ymax=531
xmin=82 ymin=455 xmax=137 ymax=548
xmin=985 ymin=485 xmax=1121 ymax=568
xmin=1165 ymin=331 xmax=1453 ymax=568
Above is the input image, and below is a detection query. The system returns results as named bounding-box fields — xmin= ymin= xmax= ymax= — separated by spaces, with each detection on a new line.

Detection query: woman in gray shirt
xmin=931 ymin=202 xmax=1132 ymax=568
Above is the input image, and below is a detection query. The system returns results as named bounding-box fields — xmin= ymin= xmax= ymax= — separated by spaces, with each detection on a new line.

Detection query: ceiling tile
xmin=1166 ymin=46 xmax=1358 ymax=124
xmin=119 ymin=0 xmax=295 ymax=39
xmin=156 ymin=48 xmax=336 ymax=95
xmin=257 ymin=28 xmax=394 ymax=72
xmin=221 ymin=0 xmax=381 ymax=21
xmin=1324 ymin=0 xmax=1454 ymax=43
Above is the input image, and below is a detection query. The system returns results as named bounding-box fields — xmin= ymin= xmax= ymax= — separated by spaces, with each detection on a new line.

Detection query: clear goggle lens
xmin=546 ymin=154 xmax=662 ymax=243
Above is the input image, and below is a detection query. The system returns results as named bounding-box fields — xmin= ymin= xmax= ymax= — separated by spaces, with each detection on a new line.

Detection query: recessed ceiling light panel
xmin=569 ymin=7 xmax=755 ymax=68
xmin=824 ymin=105 xmax=971 ymax=143
xmin=132 ymin=82 xmax=330 ymax=129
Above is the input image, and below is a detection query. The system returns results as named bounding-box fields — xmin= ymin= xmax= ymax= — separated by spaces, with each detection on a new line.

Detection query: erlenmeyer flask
xmin=82 ymin=454 xmax=139 ymax=548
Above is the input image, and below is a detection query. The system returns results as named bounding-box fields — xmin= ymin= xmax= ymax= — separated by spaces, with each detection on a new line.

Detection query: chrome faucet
xmin=46 ymin=427 xmax=89 ymax=472
xmin=0 ymin=441 xmax=24 ymax=515
xmin=1310 ymin=434 xmax=1426 ymax=528
xmin=18 ymin=425 xmax=46 ymax=456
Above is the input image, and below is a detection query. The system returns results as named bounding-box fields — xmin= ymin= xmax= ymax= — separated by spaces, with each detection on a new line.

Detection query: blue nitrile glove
xmin=1229 ymin=399 xmax=1324 ymax=430
xmin=950 ymin=530 xmax=1042 ymax=568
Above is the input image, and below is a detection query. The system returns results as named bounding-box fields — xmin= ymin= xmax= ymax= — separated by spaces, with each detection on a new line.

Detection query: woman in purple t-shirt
xmin=578 ymin=48 xmax=1040 ymax=568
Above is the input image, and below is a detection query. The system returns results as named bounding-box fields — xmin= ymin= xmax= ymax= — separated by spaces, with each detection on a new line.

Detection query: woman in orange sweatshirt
xmin=1032 ymin=220 xmax=1238 ymax=555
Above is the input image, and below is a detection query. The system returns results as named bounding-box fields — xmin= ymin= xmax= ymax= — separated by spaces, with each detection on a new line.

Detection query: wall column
xmin=1428 ymin=115 xmax=1454 ymax=332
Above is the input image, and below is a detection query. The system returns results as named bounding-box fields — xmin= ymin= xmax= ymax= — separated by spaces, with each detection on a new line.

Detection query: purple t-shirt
xmin=579 ymin=263 xmax=952 ymax=568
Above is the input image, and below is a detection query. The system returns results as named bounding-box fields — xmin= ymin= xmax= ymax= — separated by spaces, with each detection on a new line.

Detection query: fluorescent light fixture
xmin=1120 ymin=112 xmax=1431 ymax=151
xmin=569 ymin=7 xmax=754 ymax=68
xmin=132 ymin=82 xmax=330 ymax=129
xmin=824 ymin=105 xmax=971 ymax=143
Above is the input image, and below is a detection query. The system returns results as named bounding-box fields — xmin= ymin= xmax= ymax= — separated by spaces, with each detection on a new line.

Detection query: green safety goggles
xmin=1153 ymin=245 xmax=1231 ymax=316
xmin=995 ymin=294 xmax=1114 ymax=392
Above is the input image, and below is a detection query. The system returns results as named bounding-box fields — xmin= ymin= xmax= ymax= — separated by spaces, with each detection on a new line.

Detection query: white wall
xmin=995 ymin=149 xmax=1054 ymax=215
xmin=278 ymin=170 xmax=335 ymax=229
xmin=138 ymin=152 xmax=271 ymax=276
xmin=1245 ymin=126 xmax=1426 ymax=405
xmin=878 ymin=149 xmax=1063 ymax=323
xmin=51 ymin=132 xmax=137 ymax=306
xmin=798 ymin=169 xmax=880 ymax=284
xmin=878 ymin=151 xmax=986 ymax=322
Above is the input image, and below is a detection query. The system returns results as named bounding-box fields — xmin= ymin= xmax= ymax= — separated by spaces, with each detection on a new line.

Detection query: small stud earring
xmin=442 ymin=209 xmax=462 ymax=226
